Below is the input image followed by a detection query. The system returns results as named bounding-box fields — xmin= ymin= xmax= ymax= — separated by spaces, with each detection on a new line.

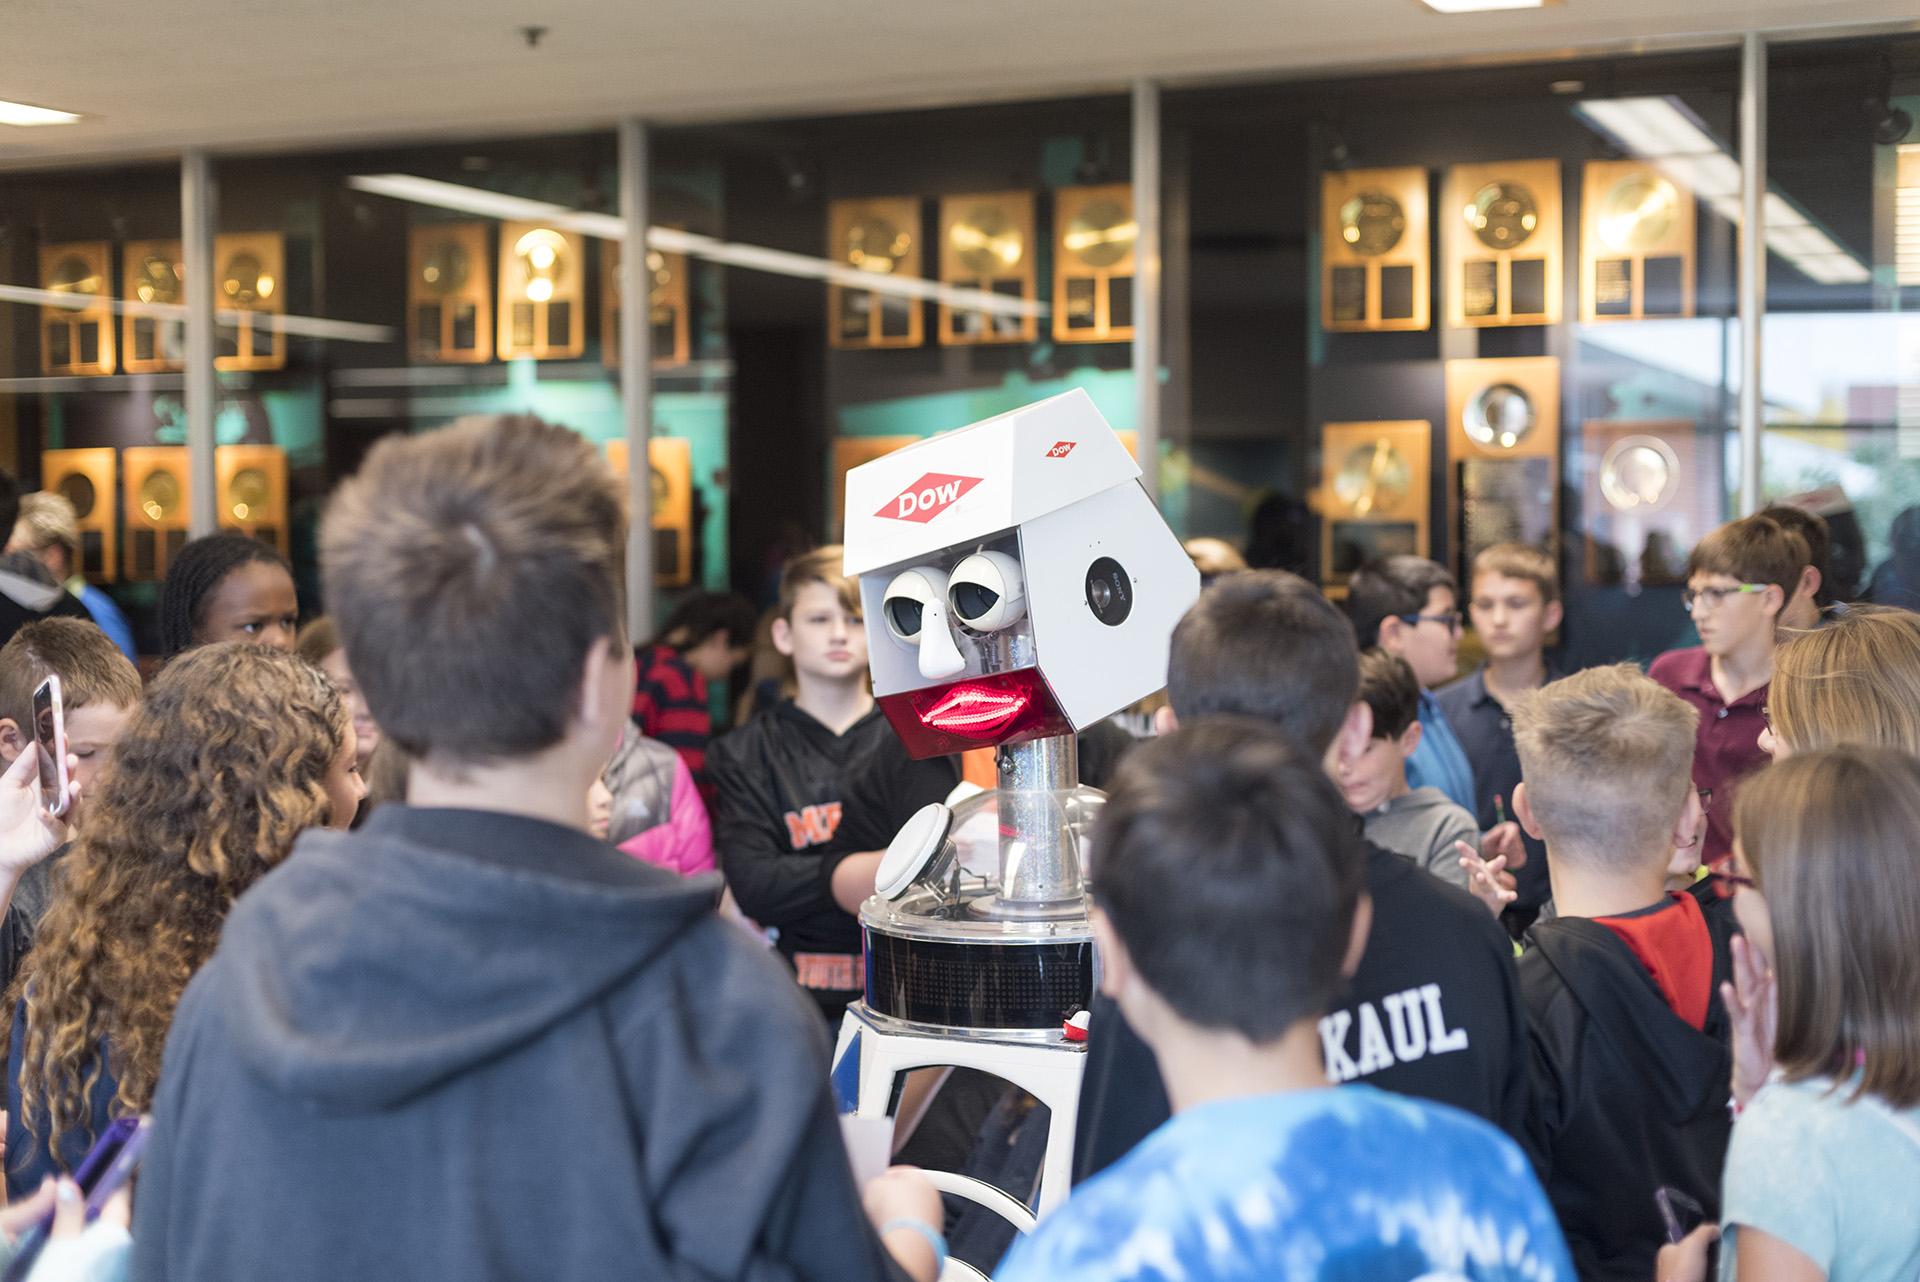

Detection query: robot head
xmin=843 ymin=389 xmax=1199 ymax=758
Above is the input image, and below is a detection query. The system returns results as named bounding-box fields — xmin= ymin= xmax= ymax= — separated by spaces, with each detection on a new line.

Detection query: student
xmin=0 ymin=476 xmax=92 ymax=651
xmin=1759 ymin=604 xmax=1920 ymax=760
xmin=1757 ymin=503 xmax=1832 ymax=631
xmin=1508 ymin=665 xmax=1735 ymax=1282
xmin=632 ymin=591 xmax=758 ymax=805
xmin=1341 ymin=648 xmax=1478 ymax=891
xmin=1648 ymin=514 xmax=1805 ymax=870
xmin=129 ymin=415 xmax=943 ymax=1282
xmin=602 ymin=726 xmax=714 ymax=876
xmin=1000 ymin=719 xmax=1571 ymax=1282
xmin=1345 ymin=555 xmax=1474 ymax=812
xmin=8 ymin=492 xmax=137 ymax=662
xmin=1660 ymin=747 xmax=1920 ymax=1282
xmin=158 ymin=532 xmax=299 ymax=656
xmin=710 ymin=546 xmax=957 ymax=1021
xmin=5 ymin=643 xmax=362 ymax=1198
xmin=296 ymin=616 xmax=381 ymax=776
xmin=1073 ymin=571 xmax=1531 ymax=1184
xmin=1436 ymin=543 xmax=1563 ymax=921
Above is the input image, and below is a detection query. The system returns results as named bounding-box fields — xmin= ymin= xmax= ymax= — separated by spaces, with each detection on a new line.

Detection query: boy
xmin=1004 ymin=719 xmax=1570 ymax=1282
xmin=1342 ymin=648 xmax=1478 ymax=891
xmin=9 ymin=491 xmax=138 ymax=661
xmin=130 ymin=416 xmax=943 ymax=1282
xmin=632 ymin=590 xmax=758 ymax=806
xmin=1073 ymin=571 xmax=1532 ymax=1183
xmin=1437 ymin=543 xmax=1564 ymax=920
xmin=1346 ymin=555 xmax=1474 ymax=812
xmin=710 ymin=546 xmax=957 ymax=1022
xmin=0 ymin=473 xmax=93 ymax=651
xmin=1758 ymin=503 xmax=1830 ymax=630
xmin=1510 ymin=665 xmax=1736 ymax=1282
xmin=1649 ymin=514 xmax=1807 ymax=868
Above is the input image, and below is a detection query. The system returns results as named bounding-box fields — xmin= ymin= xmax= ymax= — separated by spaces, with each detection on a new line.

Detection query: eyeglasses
xmin=1397 ymin=610 xmax=1464 ymax=634
xmin=1697 ymin=787 xmax=1714 ymax=812
xmin=1682 ymin=583 xmax=1767 ymax=612
xmin=1706 ymin=867 xmax=1756 ymax=893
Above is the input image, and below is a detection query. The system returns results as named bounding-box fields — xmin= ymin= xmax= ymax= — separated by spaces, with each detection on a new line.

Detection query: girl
xmin=296 ymin=615 xmax=382 ymax=775
xmin=159 ymin=532 xmax=299 ymax=656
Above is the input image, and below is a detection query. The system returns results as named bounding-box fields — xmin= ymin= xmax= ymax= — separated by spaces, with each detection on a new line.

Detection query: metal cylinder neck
xmin=996 ymin=733 xmax=1081 ymax=904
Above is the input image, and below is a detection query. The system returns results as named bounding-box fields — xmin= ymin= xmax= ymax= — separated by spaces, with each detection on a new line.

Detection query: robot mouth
xmin=912 ymin=681 xmax=1032 ymax=738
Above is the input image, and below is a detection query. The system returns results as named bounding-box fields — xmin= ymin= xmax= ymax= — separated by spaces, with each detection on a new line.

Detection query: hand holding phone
xmin=0 ymin=1116 xmax=147 ymax=1282
xmin=31 ymin=676 xmax=70 ymax=821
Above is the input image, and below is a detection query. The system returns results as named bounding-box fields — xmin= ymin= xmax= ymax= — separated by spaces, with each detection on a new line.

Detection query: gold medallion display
xmin=1339 ymin=192 xmax=1406 ymax=257
xmin=1052 ymin=184 xmax=1135 ymax=343
xmin=1462 ymin=383 xmax=1538 ymax=450
xmin=1581 ymin=160 xmax=1694 ymax=322
xmin=419 ymin=240 xmax=470 ymax=294
xmin=1319 ymin=420 xmax=1432 ymax=593
xmin=141 ymin=469 xmax=181 ymax=522
xmin=949 ymin=205 xmax=1024 ymax=276
xmin=47 ymin=255 xmax=102 ymax=301
xmin=1467 ymin=183 xmax=1538 ymax=250
xmin=41 ymin=450 xmax=118 ymax=582
xmin=212 ymin=233 xmax=287 ymax=371
xmin=133 ymin=254 xmax=183 ymax=305
xmin=829 ymin=198 xmax=924 ymax=349
xmin=38 ymin=242 xmax=116 ymax=376
xmin=847 ymin=218 xmax=912 ymax=274
xmin=1598 ymin=174 xmax=1677 ymax=252
xmin=939 ymin=192 xmax=1037 ymax=346
xmin=1600 ymin=436 xmax=1682 ymax=512
xmin=228 ymin=468 xmax=271 ymax=522
xmin=1065 ymin=200 xmax=1136 ymax=269
xmin=1334 ymin=440 xmax=1412 ymax=518
xmin=1321 ymin=169 xmax=1428 ymax=332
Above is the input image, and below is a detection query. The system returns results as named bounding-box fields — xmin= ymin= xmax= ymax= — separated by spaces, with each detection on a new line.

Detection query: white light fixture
xmin=1418 ymin=0 xmax=1544 ymax=12
xmin=1574 ymin=96 xmax=1871 ymax=285
xmin=0 ymin=100 xmax=82 ymax=127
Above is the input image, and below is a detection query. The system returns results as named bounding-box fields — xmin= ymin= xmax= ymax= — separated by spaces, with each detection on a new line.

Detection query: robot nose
xmin=917 ymin=610 xmax=966 ymax=680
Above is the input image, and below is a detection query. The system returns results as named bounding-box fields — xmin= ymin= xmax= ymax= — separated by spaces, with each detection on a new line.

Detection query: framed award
xmin=215 ymin=444 xmax=289 ymax=559
xmin=122 ymin=241 xmax=187 ymax=374
xmin=39 ymin=242 xmax=115 ymax=377
xmin=41 ymin=448 xmax=117 ymax=583
xmin=1321 ymin=168 xmax=1429 ymax=333
xmin=498 ymin=221 xmax=586 ymax=360
xmin=214 ymin=232 xmax=286 ymax=372
xmin=600 ymin=238 xmax=691 ymax=370
xmin=1444 ymin=160 xmax=1562 ymax=328
xmin=408 ymin=223 xmax=492 ymax=364
xmin=1581 ymin=160 xmax=1695 ymax=323
xmin=829 ymin=198 xmax=924 ymax=350
xmin=1445 ymin=357 xmax=1560 ymax=581
xmin=607 ymin=438 xmax=696 ymax=587
xmin=938 ymin=191 xmax=1038 ymax=346
xmin=122 ymin=446 xmax=191 ymax=582
xmin=1053 ymin=183 xmax=1136 ymax=344
xmin=1319 ymin=420 xmax=1432 ymax=596
xmin=1579 ymin=418 xmax=1722 ymax=588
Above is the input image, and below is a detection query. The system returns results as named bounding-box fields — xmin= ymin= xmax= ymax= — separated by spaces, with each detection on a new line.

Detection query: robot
xmin=830 ymin=388 xmax=1199 ymax=1236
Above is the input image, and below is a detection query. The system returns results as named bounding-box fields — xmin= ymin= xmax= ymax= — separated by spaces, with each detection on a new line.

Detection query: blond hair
xmin=12 ymin=492 xmax=81 ymax=578
xmin=1770 ymin=606 xmax=1920 ymax=755
xmin=1511 ymin=663 xmax=1699 ymax=867
xmin=1737 ymin=747 xmax=1920 ymax=1108
xmin=1471 ymin=542 xmax=1559 ymax=605
xmin=776 ymin=545 xmax=859 ymax=620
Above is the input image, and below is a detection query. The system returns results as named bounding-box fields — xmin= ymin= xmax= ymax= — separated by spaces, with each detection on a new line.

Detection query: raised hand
xmin=1456 ymin=840 xmax=1517 ymax=917
xmin=0 ymin=747 xmax=76 ymax=881
xmin=1723 ymin=933 xmax=1777 ymax=1108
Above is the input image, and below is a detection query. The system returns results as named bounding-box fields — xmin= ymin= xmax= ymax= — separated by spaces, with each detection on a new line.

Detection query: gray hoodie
xmin=1362 ymin=786 xmax=1481 ymax=892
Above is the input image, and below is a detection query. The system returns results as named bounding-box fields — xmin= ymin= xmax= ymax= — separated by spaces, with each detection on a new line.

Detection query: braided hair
xmin=160 ymin=533 xmax=292 ymax=657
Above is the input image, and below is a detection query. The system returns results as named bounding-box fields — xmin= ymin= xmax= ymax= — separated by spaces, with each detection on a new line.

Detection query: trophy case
xmin=938 ymin=191 xmax=1038 ymax=345
xmin=498 ymin=221 xmax=586 ymax=360
xmin=122 ymin=241 xmax=187 ymax=374
xmin=1319 ymin=420 xmax=1432 ymax=596
xmin=39 ymin=243 xmax=116 ymax=377
xmin=1052 ymin=183 xmax=1136 ymax=344
xmin=408 ymin=223 xmax=492 ymax=364
xmin=1444 ymin=160 xmax=1563 ymax=327
xmin=829 ymin=198 xmax=924 ymax=350
xmin=1321 ymin=168 xmax=1429 ymax=332
xmin=41 ymin=449 xmax=118 ymax=583
xmin=214 ymin=233 xmax=286 ymax=372
xmin=216 ymin=445 xmax=289 ymax=558
xmin=1445 ymin=358 xmax=1560 ymax=580
xmin=607 ymin=439 xmax=696 ymax=587
xmin=601 ymin=239 xmax=691 ymax=369
xmin=122 ymin=447 xmax=191 ymax=582
xmin=1580 ymin=160 xmax=1695 ymax=322
xmin=1580 ymin=419 xmax=1723 ymax=589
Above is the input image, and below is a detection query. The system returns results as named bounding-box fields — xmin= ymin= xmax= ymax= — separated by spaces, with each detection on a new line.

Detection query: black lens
xmin=950 ymin=582 xmax=1000 ymax=623
xmin=886 ymin=597 xmax=925 ymax=639
xmin=1085 ymin=557 xmax=1132 ymax=626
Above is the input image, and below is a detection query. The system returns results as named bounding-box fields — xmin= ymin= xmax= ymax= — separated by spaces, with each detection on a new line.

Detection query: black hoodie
xmin=130 ymin=807 xmax=905 ymax=1282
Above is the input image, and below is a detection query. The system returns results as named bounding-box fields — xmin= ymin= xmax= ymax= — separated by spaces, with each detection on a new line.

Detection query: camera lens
xmin=1085 ymin=557 xmax=1132 ymax=626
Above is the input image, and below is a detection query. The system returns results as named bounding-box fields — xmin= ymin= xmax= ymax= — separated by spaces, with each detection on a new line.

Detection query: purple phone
xmin=1 ymin=1115 xmax=147 ymax=1282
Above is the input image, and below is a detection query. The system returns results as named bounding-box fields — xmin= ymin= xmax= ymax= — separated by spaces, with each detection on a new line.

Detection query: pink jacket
xmin=617 ymin=753 xmax=715 ymax=876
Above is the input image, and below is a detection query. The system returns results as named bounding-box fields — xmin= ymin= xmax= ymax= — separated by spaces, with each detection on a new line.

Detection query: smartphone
xmin=1655 ymin=1186 xmax=1719 ymax=1275
xmin=32 ymin=674 xmax=69 ymax=819
xmin=1 ymin=1115 xmax=148 ymax=1282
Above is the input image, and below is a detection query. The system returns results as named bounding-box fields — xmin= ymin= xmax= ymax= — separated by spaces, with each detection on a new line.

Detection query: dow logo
xmin=876 ymin=473 xmax=982 ymax=523
xmin=1046 ymin=441 xmax=1076 ymax=458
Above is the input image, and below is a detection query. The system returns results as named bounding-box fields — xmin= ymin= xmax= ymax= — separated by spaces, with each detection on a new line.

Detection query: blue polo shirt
xmin=1405 ymin=689 xmax=1475 ymax=816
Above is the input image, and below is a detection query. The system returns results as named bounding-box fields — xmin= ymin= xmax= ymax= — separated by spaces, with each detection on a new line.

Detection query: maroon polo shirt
xmin=1648 ymin=646 xmax=1769 ymax=868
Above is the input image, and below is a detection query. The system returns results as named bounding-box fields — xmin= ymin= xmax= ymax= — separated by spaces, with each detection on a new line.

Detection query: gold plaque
xmin=939 ymin=191 xmax=1038 ymax=346
xmin=1580 ymin=419 xmax=1721 ymax=588
xmin=1319 ymin=421 xmax=1432 ymax=594
xmin=606 ymin=438 xmax=696 ymax=587
xmin=1053 ymin=184 xmax=1137 ymax=344
xmin=1580 ymin=161 xmax=1695 ymax=323
xmin=828 ymin=198 xmax=924 ymax=350
xmin=39 ymin=243 xmax=116 ymax=377
xmin=211 ymin=232 xmax=287 ymax=372
xmin=41 ymin=448 xmax=118 ymax=583
xmin=1321 ymin=168 xmax=1430 ymax=333
xmin=1444 ymin=160 xmax=1562 ymax=327
xmin=601 ymin=238 xmax=692 ymax=370
xmin=830 ymin=435 xmax=919 ymax=538
xmin=122 ymin=447 xmax=191 ymax=582
xmin=215 ymin=445 xmax=289 ymax=558
xmin=497 ymin=221 xmax=587 ymax=360
xmin=121 ymin=241 xmax=187 ymax=374
xmin=1446 ymin=358 xmax=1561 ymax=581
xmin=408 ymin=223 xmax=492 ymax=364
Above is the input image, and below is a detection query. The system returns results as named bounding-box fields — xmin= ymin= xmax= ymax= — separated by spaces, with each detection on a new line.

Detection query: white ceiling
xmin=0 ymin=0 xmax=1914 ymax=169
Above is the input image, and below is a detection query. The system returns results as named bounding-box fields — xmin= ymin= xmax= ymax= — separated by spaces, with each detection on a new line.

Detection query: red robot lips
xmin=881 ymin=669 xmax=1075 ymax=758
xmin=913 ymin=682 xmax=1032 ymax=738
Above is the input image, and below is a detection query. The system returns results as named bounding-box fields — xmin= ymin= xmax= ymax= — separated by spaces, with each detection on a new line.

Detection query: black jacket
xmin=1519 ymin=901 xmax=1736 ymax=1282
xmin=130 ymin=806 xmax=906 ymax=1282
xmin=1073 ymin=838 xmax=1533 ymax=1182
xmin=710 ymin=701 xmax=957 ymax=959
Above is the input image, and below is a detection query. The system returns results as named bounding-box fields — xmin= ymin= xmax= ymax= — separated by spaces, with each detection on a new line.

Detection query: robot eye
xmin=947 ymin=551 xmax=1027 ymax=633
xmin=886 ymin=597 xmax=924 ymax=640
xmin=882 ymin=567 xmax=947 ymax=644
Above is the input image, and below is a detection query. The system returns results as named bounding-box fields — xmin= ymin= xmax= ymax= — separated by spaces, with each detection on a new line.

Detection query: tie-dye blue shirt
xmin=995 ymin=1085 xmax=1571 ymax=1282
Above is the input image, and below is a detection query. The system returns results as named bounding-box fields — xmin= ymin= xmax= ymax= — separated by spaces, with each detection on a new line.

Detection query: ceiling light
xmin=1419 ymin=0 xmax=1544 ymax=11
xmin=0 ymin=100 xmax=81 ymax=127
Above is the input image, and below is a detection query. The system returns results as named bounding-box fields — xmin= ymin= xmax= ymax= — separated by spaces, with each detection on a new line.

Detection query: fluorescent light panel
xmin=1574 ymin=96 xmax=1871 ymax=285
xmin=1419 ymin=0 xmax=1543 ymax=12
xmin=0 ymin=100 xmax=81 ymax=127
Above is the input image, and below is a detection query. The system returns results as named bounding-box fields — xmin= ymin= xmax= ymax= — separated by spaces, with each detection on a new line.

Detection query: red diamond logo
xmin=876 ymin=472 xmax=983 ymax=523
xmin=1046 ymin=441 xmax=1076 ymax=458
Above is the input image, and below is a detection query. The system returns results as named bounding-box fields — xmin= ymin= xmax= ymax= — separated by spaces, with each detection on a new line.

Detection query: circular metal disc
xmin=1338 ymin=191 xmax=1406 ymax=258
xmin=419 ymin=241 xmax=471 ymax=295
xmin=1598 ymin=174 xmax=1677 ymax=252
xmin=1600 ymin=435 xmax=1682 ymax=512
xmin=846 ymin=217 xmax=910 ymax=274
xmin=1065 ymin=200 xmax=1135 ymax=269
xmin=951 ymin=205 xmax=1024 ymax=276
xmin=228 ymin=468 xmax=270 ymax=521
xmin=1463 ymin=383 xmax=1537 ymax=450
xmin=56 ymin=473 xmax=96 ymax=520
xmin=221 ymin=253 xmax=269 ymax=306
xmin=140 ymin=470 xmax=181 ymax=521
xmin=1333 ymin=440 xmax=1411 ymax=517
xmin=134 ymin=255 xmax=182 ymax=305
xmin=48 ymin=256 xmax=101 ymax=302
xmin=1467 ymin=181 xmax=1539 ymax=251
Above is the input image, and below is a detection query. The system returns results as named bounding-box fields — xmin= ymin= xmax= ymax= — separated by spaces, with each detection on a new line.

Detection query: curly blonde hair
xmin=9 ymin=643 xmax=348 ymax=1163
